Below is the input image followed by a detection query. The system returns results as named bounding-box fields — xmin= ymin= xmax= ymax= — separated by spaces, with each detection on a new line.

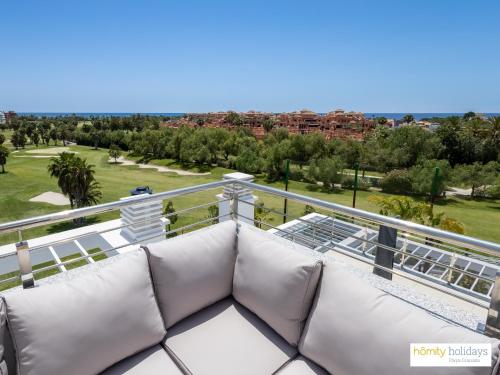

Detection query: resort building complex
xmin=163 ymin=109 xmax=378 ymax=140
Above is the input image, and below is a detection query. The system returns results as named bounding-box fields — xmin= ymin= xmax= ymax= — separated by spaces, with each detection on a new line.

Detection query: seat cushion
xmin=276 ymin=356 xmax=328 ymax=375
xmin=102 ymin=345 xmax=182 ymax=375
xmin=299 ymin=263 xmax=500 ymax=375
xmin=233 ymin=223 xmax=322 ymax=346
xmin=4 ymin=250 xmax=166 ymax=375
xmin=165 ymin=297 xmax=297 ymax=375
xmin=146 ymin=220 xmax=237 ymax=328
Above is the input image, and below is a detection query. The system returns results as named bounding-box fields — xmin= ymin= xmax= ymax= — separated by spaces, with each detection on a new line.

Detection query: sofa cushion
xmin=146 ymin=221 xmax=237 ymax=328
xmin=101 ymin=345 xmax=183 ymax=375
xmin=233 ymin=223 xmax=322 ymax=346
xmin=276 ymin=356 xmax=328 ymax=375
xmin=164 ymin=297 xmax=297 ymax=375
xmin=0 ymin=298 xmax=6 ymax=374
xmin=4 ymin=250 xmax=166 ymax=375
xmin=299 ymin=264 xmax=500 ymax=375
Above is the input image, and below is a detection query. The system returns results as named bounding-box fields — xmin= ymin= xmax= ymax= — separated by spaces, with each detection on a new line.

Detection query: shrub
xmin=289 ymin=168 xmax=306 ymax=182
xmin=486 ymin=184 xmax=500 ymax=199
xmin=380 ymin=170 xmax=413 ymax=194
xmin=341 ymin=176 xmax=371 ymax=190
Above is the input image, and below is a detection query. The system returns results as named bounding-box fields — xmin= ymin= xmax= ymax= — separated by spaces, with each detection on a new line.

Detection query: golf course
xmin=0 ymin=142 xmax=499 ymax=246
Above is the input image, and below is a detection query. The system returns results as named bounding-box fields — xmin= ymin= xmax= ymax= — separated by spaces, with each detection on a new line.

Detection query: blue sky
xmin=1 ymin=0 xmax=499 ymax=113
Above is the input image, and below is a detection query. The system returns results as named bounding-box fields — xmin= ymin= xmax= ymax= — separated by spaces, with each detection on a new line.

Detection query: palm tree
xmin=487 ymin=116 xmax=500 ymax=148
xmin=47 ymin=153 xmax=102 ymax=213
xmin=402 ymin=114 xmax=415 ymax=124
xmin=368 ymin=195 xmax=464 ymax=234
xmin=263 ymin=119 xmax=274 ymax=133
xmin=70 ymin=157 xmax=102 ymax=208
xmin=48 ymin=153 xmax=77 ymax=208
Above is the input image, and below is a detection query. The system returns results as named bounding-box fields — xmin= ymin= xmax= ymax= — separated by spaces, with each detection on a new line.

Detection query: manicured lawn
xmin=60 ymin=253 xmax=89 ymax=270
xmin=0 ymin=260 xmax=60 ymax=292
xmin=0 ymin=140 xmax=498 ymax=246
xmin=255 ymin=179 xmax=500 ymax=243
xmin=88 ymin=247 xmax=108 ymax=262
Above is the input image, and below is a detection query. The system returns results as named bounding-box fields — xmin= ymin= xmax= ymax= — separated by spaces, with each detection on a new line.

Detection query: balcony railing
xmin=1 ymin=173 xmax=500 ymax=337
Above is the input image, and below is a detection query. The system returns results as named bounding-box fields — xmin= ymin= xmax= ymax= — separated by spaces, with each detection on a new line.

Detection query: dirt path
xmin=109 ymin=156 xmax=210 ymax=176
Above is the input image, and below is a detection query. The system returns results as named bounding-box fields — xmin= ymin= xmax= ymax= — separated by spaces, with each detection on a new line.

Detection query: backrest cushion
xmin=299 ymin=264 xmax=500 ymax=375
xmin=4 ymin=250 xmax=166 ymax=375
xmin=146 ymin=220 xmax=237 ymax=328
xmin=233 ymin=223 xmax=322 ymax=346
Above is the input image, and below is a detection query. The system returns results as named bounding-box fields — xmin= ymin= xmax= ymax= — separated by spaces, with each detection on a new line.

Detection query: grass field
xmin=0 ymin=139 xmax=499 ymax=245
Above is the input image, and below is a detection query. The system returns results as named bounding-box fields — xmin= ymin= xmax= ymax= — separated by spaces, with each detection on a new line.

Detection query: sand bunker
xmin=25 ymin=147 xmax=77 ymax=155
xmin=29 ymin=192 xmax=70 ymax=206
xmin=110 ymin=156 xmax=210 ymax=176
xmin=14 ymin=155 xmax=54 ymax=158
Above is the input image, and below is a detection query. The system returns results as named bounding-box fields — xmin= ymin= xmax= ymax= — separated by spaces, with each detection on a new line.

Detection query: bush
xmin=409 ymin=159 xmax=450 ymax=196
xmin=289 ymin=168 xmax=306 ymax=182
xmin=380 ymin=170 xmax=413 ymax=194
xmin=486 ymin=184 xmax=500 ymax=199
xmin=341 ymin=176 xmax=371 ymax=190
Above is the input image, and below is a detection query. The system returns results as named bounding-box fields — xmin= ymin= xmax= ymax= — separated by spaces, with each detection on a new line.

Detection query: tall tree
xmin=11 ymin=131 xmax=26 ymax=149
xmin=402 ymin=114 xmax=415 ymax=123
xmin=409 ymin=159 xmax=450 ymax=197
xmin=49 ymin=128 xmax=58 ymax=145
xmin=308 ymin=157 xmax=344 ymax=190
xmin=452 ymin=162 xmax=499 ymax=197
xmin=463 ymin=111 xmax=476 ymax=121
xmin=109 ymin=144 xmax=122 ymax=163
xmin=225 ymin=111 xmax=243 ymax=126
xmin=262 ymin=119 xmax=274 ymax=133
xmin=0 ymin=146 xmax=9 ymax=173
xmin=32 ymin=131 xmax=40 ymax=147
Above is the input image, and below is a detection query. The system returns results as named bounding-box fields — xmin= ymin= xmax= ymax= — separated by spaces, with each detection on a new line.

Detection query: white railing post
xmin=486 ymin=272 xmax=500 ymax=338
xmin=400 ymin=234 xmax=408 ymax=265
xmin=217 ymin=172 xmax=256 ymax=225
xmin=120 ymin=195 xmax=168 ymax=244
xmin=16 ymin=240 xmax=34 ymax=289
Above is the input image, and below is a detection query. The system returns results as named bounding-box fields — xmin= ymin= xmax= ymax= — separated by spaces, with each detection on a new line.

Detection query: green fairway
xmin=0 ymin=142 xmax=499 ymax=246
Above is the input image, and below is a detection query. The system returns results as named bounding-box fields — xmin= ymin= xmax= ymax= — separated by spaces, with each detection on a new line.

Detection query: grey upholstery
xmin=2 ymin=326 xmax=15 ymax=375
xmin=276 ymin=356 xmax=328 ymax=375
xmin=299 ymin=263 xmax=500 ymax=375
xmin=4 ymin=250 xmax=166 ymax=375
xmin=234 ymin=223 xmax=322 ymax=346
xmin=146 ymin=221 xmax=237 ymax=328
xmin=0 ymin=299 xmax=5 ymax=374
xmin=101 ymin=345 xmax=183 ymax=375
xmin=4 ymin=222 xmax=500 ymax=375
xmin=164 ymin=297 xmax=297 ymax=375
xmin=0 ymin=299 xmax=4 ymax=359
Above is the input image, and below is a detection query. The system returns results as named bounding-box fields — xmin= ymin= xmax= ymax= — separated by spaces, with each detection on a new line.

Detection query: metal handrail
xmin=242 ymin=214 xmax=490 ymax=309
xmin=0 ymin=180 xmax=229 ymax=235
xmin=26 ymin=213 xmax=231 ymax=278
xmin=237 ymin=180 xmax=500 ymax=257
xmin=0 ymin=178 xmax=498 ymax=257
xmin=248 ymin=204 xmax=496 ymax=283
xmin=24 ymin=199 xmax=227 ymax=255
xmin=1 ymin=178 xmax=499 ymax=258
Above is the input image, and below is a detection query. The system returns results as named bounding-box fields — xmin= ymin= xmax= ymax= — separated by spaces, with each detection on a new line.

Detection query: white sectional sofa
xmin=1 ymin=221 xmax=499 ymax=375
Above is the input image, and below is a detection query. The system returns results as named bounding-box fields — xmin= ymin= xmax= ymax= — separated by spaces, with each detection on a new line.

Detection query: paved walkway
xmin=109 ymin=156 xmax=210 ymax=176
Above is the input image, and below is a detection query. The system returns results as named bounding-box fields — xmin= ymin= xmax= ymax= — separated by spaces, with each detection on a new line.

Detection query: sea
xmin=17 ymin=112 xmax=500 ymax=121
